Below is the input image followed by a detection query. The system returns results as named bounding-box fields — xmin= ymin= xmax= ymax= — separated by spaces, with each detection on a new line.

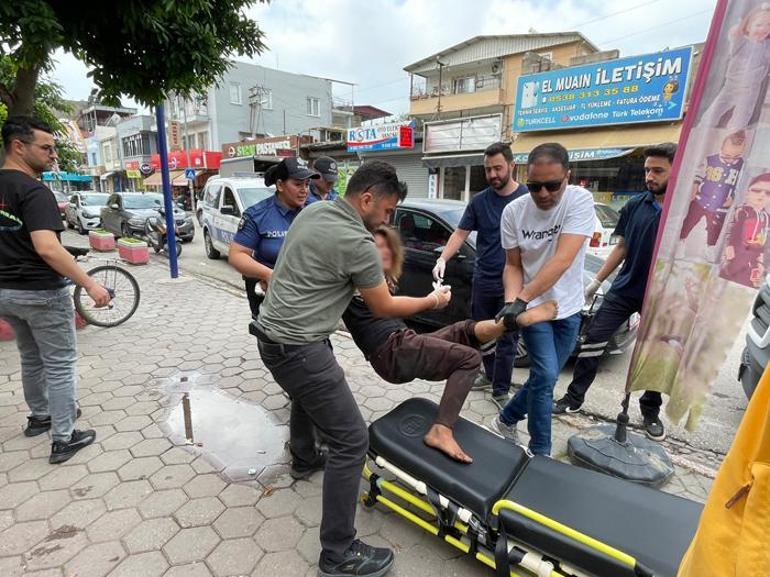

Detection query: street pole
xmin=180 ymin=95 xmax=195 ymax=213
xmin=155 ymin=104 xmax=179 ymax=279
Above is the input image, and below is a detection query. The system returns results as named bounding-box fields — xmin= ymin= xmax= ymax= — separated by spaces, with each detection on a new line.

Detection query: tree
xmin=0 ymin=1 xmax=267 ymax=116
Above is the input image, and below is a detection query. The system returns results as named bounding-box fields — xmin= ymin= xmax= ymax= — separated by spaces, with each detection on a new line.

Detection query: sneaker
xmin=49 ymin=429 xmax=96 ymax=464
xmin=488 ymin=415 xmax=519 ymax=444
xmin=24 ymin=407 xmax=82 ymax=437
xmin=552 ymin=397 xmax=581 ymax=415
xmin=318 ymin=538 xmax=394 ymax=577
xmin=291 ymin=450 xmax=327 ymax=481
xmin=471 ymin=373 xmax=492 ymax=391
xmin=490 ymin=392 xmax=510 ymax=411
xmin=643 ymin=417 xmax=666 ymax=441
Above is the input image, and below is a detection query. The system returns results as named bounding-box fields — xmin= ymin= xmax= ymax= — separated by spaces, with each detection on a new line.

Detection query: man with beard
xmin=553 ymin=143 xmax=677 ymax=441
xmin=434 ymin=142 xmax=528 ymax=409
xmin=253 ymin=160 xmax=450 ymax=577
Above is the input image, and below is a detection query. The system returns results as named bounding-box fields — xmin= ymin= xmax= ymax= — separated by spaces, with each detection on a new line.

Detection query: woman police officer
xmin=229 ymin=157 xmax=320 ymax=316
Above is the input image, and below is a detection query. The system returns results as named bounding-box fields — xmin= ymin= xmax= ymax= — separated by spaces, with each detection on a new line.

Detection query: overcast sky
xmin=49 ymin=0 xmax=717 ymax=115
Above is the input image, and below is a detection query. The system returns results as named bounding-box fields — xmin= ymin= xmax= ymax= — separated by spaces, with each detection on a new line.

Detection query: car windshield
xmin=237 ymin=187 xmax=274 ymax=210
xmin=438 ymin=207 xmax=478 ymax=245
xmin=123 ymin=194 xmax=163 ymax=210
xmin=81 ymin=194 xmax=109 ymax=206
xmin=594 ymin=204 xmax=620 ymax=228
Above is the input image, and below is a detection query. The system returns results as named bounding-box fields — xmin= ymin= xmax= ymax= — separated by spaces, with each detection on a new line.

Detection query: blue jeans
xmin=500 ymin=313 xmax=582 ymax=455
xmin=0 ymin=288 xmax=78 ymax=442
xmin=471 ymin=280 xmax=516 ymax=396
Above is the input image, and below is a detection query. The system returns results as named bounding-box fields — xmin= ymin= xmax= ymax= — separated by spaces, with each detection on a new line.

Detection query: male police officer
xmin=553 ymin=143 xmax=678 ymax=441
xmin=307 ymin=156 xmax=339 ymax=203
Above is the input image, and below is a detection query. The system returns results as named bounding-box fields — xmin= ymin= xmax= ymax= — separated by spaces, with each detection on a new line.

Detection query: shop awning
xmin=510 ymin=123 xmax=682 ymax=163
xmin=143 ymin=170 xmax=183 ymax=187
xmin=421 ymin=153 xmax=485 ymax=169
xmin=100 ymin=171 xmax=115 ymax=180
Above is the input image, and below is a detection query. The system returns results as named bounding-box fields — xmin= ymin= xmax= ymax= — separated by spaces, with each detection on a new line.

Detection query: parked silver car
xmin=64 ymin=192 xmax=111 ymax=234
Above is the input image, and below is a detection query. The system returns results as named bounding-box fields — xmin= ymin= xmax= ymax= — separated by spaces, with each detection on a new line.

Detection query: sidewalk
xmin=0 ymin=246 xmax=717 ymax=577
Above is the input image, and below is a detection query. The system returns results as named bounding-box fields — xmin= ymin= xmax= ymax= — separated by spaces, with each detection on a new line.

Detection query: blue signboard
xmin=513 ymin=47 xmax=693 ymax=132
xmin=185 ymin=168 xmax=196 ymax=180
xmin=347 ymin=121 xmax=415 ymax=153
xmin=511 ymin=147 xmax=634 ymax=164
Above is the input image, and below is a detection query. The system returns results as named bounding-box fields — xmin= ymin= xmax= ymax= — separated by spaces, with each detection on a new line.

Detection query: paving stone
xmin=50 ymin=499 xmax=106 ymax=530
xmin=70 ymin=472 xmax=121 ymax=499
xmin=254 ymin=516 xmax=305 ymax=552
xmin=252 ymin=550 xmax=309 ymax=577
xmin=293 ymin=478 xmax=323 ymax=499
xmin=213 ymin=506 xmax=265 ymax=538
xmin=296 ymin=525 xmax=321 ymax=564
xmin=0 ymin=509 xmax=14 ymax=532
xmin=104 ymin=479 xmax=154 ymax=510
xmin=149 ymin=464 xmax=195 ymax=490
xmin=86 ymin=509 xmax=142 ymax=543
xmin=130 ymin=438 xmax=172 ymax=458
xmin=183 ymin=473 xmax=226 ymax=498
xmin=15 ymin=489 xmax=70 ymax=521
xmin=255 ymin=488 xmax=302 ymax=519
xmin=7 ymin=458 xmax=52 ymax=483
xmin=174 ymin=496 xmax=225 ymax=528
xmin=0 ymin=450 xmax=27 ymax=473
xmin=137 ymin=488 xmax=188 ymax=520
xmin=101 ymin=432 xmax=143 ymax=451
xmin=65 ymin=540 xmax=127 ymax=577
xmin=105 ymin=551 xmax=167 ymax=577
xmin=393 ymin=543 xmax=445 ymax=577
xmin=101 ymin=397 xmax=135 ymax=411
xmin=218 ymin=482 xmax=261 ymax=507
xmin=158 ymin=445 xmax=194 ymax=465
xmin=162 ymin=562 xmax=213 ymax=577
xmin=380 ymin=512 xmax=425 ymax=549
xmin=0 ymin=556 xmax=23 ymax=577
xmin=20 ymin=567 xmax=62 ymax=577
xmin=23 ymin=527 xmax=90 ymax=571
xmin=117 ymin=456 xmax=163 ymax=481
xmin=0 ymin=520 xmax=49 ymax=556
xmin=114 ymin=415 xmax=152 ymax=433
xmin=206 ymin=537 xmax=263 ymax=577
xmin=87 ymin=450 xmax=132 ymax=473
xmin=122 ymin=517 xmax=179 ymax=554
xmin=294 ymin=495 xmax=322 ymax=527
xmin=163 ymin=526 xmax=220 ymax=565
xmin=0 ymin=481 xmax=40 ymax=510
xmin=190 ymin=456 xmax=221 ymax=474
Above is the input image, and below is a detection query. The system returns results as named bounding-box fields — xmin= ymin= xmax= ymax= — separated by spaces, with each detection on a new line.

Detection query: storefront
xmin=139 ymin=149 xmax=222 ymax=205
xmin=222 ymin=135 xmax=312 ymax=160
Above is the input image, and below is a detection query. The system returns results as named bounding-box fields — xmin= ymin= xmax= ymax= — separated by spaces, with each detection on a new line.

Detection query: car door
xmin=102 ymin=194 xmax=119 ymax=233
xmin=65 ymin=194 xmax=78 ymax=225
xmin=217 ymin=185 xmax=241 ymax=256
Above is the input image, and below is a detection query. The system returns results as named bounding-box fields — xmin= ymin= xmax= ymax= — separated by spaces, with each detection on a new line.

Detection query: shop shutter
xmin=377 ymin=154 xmax=429 ymax=199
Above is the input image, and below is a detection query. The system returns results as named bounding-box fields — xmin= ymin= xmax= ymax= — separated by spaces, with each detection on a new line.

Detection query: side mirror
xmin=220 ymin=205 xmax=236 ymax=216
xmin=110 ymin=203 xmax=120 ymax=210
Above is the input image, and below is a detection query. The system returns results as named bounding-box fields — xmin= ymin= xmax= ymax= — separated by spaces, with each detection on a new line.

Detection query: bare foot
xmin=516 ymin=300 xmax=559 ymax=327
xmin=424 ymin=424 xmax=472 ymax=463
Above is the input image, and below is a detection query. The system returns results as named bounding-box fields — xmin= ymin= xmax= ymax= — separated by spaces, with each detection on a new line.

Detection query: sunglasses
xmin=527 ymin=180 xmax=563 ymax=193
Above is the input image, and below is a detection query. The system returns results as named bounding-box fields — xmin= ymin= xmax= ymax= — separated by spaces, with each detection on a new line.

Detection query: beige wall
xmin=410 ymin=89 xmax=504 ymax=116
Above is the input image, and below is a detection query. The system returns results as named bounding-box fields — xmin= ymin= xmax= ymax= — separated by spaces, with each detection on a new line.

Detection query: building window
xmin=306 ymin=97 xmax=320 ymax=117
xmin=229 ymin=82 xmax=242 ymax=105
xmin=264 ymin=89 xmax=273 ymax=110
xmin=103 ymin=142 xmax=113 ymax=164
xmin=91 ymin=152 xmax=97 ymax=165
xmin=122 ymin=133 xmax=152 ymax=158
xmin=538 ymin=51 xmax=553 ymax=61
xmin=197 ymin=132 xmax=209 ymax=150
xmin=453 ymin=76 xmax=476 ymax=94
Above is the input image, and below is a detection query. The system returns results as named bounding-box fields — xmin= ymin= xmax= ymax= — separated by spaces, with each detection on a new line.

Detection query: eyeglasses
xmin=527 ymin=180 xmax=563 ymax=193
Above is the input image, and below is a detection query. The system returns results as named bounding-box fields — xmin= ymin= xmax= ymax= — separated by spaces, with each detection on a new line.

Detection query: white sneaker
xmin=488 ymin=415 xmax=519 ymax=444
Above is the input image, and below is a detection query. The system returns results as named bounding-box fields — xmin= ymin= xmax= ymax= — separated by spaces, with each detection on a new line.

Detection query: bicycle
xmin=65 ymin=246 xmax=141 ymax=328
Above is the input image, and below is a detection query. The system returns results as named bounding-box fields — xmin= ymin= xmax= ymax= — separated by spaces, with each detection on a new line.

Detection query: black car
xmin=393 ymin=199 xmax=638 ymax=367
xmin=101 ymin=192 xmax=195 ymax=242
xmin=738 ymin=276 xmax=770 ymax=399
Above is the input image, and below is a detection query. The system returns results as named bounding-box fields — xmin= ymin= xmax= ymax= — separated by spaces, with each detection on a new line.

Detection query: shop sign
xmin=511 ymin=147 xmax=634 ymax=163
xmin=223 ymin=136 xmax=298 ymax=158
xmin=424 ymin=115 xmax=502 ymax=154
xmin=347 ymin=121 xmax=415 ymax=152
xmin=513 ymin=46 xmax=693 ymax=132
xmin=169 ymin=121 xmax=182 ymax=150
xmin=126 ymin=170 xmax=141 ymax=179
xmin=139 ymin=163 xmax=154 ymax=176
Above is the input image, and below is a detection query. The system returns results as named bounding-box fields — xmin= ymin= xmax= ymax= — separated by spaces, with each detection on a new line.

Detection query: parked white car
xmin=200 ymin=176 xmax=274 ymax=259
xmin=587 ymin=202 xmax=621 ymax=259
xmin=64 ymin=192 xmax=111 ymax=234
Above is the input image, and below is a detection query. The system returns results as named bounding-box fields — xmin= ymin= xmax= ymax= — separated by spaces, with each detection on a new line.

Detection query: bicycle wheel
xmin=74 ymin=265 xmax=141 ymax=328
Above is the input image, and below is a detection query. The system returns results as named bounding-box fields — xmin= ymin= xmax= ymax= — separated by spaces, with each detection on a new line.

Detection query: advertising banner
xmin=347 ymin=121 xmax=415 ymax=152
xmin=626 ymin=0 xmax=770 ymax=429
xmin=222 ymin=136 xmax=302 ymax=158
xmin=513 ymin=47 xmax=693 ymax=132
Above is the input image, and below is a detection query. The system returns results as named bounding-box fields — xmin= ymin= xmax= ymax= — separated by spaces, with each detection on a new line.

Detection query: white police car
xmin=200 ymin=176 xmax=274 ymax=259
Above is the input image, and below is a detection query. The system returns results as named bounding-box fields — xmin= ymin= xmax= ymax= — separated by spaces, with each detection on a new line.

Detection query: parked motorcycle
xmin=144 ymin=209 xmax=183 ymax=258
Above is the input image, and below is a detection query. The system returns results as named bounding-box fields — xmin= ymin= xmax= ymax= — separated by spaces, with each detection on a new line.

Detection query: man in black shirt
xmin=0 ymin=116 xmax=110 ymax=464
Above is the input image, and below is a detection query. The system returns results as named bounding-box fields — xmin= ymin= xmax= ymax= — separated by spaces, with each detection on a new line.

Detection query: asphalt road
xmin=172 ymin=221 xmax=748 ymax=457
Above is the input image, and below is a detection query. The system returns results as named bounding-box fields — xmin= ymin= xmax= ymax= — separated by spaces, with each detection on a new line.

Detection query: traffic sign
xmin=185 ymin=168 xmax=196 ymax=180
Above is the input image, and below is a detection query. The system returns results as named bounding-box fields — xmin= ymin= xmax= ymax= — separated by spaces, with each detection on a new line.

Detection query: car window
xmin=69 ymin=195 xmax=78 ymax=204
xmin=237 ymin=187 xmax=273 ymax=210
xmin=594 ymin=204 xmax=619 ymax=228
xmin=222 ymin=187 xmax=240 ymax=217
xmin=81 ymin=194 xmax=109 ymax=206
xmin=123 ymin=195 xmax=162 ymax=210
xmin=205 ymin=183 xmax=222 ymax=208
xmin=396 ymin=211 xmax=451 ymax=252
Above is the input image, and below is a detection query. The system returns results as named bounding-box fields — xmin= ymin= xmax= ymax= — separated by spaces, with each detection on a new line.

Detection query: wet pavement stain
xmin=164 ymin=387 xmax=290 ymax=482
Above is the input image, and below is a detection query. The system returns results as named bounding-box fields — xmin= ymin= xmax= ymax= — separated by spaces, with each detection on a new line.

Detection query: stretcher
xmin=362 ymin=398 xmax=703 ymax=577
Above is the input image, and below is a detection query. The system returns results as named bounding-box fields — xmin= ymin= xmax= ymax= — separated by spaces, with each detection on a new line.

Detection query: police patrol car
xmin=200 ymin=175 xmax=274 ymax=259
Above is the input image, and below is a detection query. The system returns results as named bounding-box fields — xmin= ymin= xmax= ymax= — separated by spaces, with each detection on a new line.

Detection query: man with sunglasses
xmin=0 ymin=116 xmax=110 ymax=464
xmin=489 ymin=142 xmax=594 ymax=456
xmin=553 ymin=143 xmax=677 ymax=441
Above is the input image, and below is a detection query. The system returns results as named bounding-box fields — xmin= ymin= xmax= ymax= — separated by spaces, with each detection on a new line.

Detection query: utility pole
xmin=179 ymin=94 xmax=195 ymax=212
xmin=249 ymin=85 xmax=269 ymax=138
xmin=436 ymin=58 xmax=446 ymax=120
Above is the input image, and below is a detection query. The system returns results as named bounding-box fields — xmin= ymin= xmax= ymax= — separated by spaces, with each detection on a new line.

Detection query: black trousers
xmin=243 ymin=277 xmax=263 ymax=319
xmin=257 ymin=336 xmax=368 ymax=563
xmin=563 ymin=292 xmax=662 ymax=419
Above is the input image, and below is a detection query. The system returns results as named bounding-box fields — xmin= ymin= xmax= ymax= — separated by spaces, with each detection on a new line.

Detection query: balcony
xmin=409 ymin=75 xmax=504 ymax=116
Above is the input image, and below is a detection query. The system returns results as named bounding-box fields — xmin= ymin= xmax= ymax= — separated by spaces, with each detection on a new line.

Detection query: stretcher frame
xmin=361 ymin=454 xmax=653 ymax=577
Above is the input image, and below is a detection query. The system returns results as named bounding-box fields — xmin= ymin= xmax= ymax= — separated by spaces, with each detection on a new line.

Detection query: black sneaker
xmin=552 ymin=398 xmax=581 ymax=415
xmin=318 ymin=539 xmax=394 ymax=577
xmin=643 ymin=417 xmax=666 ymax=441
xmin=291 ymin=450 xmax=327 ymax=481
xmin=25 ymin=407 xmax=82 ymax=437
xmin=49 ymin=429 xmax=96 ymax=464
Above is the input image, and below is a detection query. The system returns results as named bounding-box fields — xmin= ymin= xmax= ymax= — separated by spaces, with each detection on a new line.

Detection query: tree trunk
xmin=7 ymin=64 xmax=41 ymax=117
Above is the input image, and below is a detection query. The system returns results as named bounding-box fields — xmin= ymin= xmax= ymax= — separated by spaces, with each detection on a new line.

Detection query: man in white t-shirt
xmin=489 ymin=143 xmax=595 ymax=456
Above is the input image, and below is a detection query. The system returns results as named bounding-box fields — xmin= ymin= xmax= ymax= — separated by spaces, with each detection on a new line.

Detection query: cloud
xmin=49 ymin=0 xmax=717 ymax=115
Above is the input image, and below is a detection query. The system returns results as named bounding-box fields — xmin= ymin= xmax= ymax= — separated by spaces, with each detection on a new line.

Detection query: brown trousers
xmin=370 ymin=320 xmax=482 ymax=428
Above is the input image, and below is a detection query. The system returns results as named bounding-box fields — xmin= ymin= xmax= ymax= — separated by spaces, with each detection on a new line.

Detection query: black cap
xmin=313 ymin=156 xmax=339 ymax=183
xmin=283 ymin=157 xmax=320 ymax=180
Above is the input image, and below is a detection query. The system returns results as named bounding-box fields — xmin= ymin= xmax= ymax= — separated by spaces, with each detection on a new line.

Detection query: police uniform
xmin=233 ymin=196 xmax=302 ymax=317
xmin=307 ymin=181 xmax=339 ymax=204
xmin=306 ymin=156 xmax=340 ymax=204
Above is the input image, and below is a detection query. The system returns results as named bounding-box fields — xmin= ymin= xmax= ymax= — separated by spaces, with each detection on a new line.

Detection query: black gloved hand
xmin=496 ymin=298 xmax=528 ymax=331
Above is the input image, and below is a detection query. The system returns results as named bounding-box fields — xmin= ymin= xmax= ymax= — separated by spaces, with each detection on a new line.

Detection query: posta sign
xmin=347 ymin=121 xmax=415 ymax=152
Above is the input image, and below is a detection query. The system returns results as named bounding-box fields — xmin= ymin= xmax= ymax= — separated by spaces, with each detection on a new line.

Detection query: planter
xmin=117 ymin=238 xmax=150 ymax=265
xmin=88 ymin=230 xmax=115 ymax=252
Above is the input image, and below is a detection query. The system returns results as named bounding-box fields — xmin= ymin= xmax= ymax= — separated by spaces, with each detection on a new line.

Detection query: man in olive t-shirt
xmin=254 ymin=161 xmax=450 ymax=577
